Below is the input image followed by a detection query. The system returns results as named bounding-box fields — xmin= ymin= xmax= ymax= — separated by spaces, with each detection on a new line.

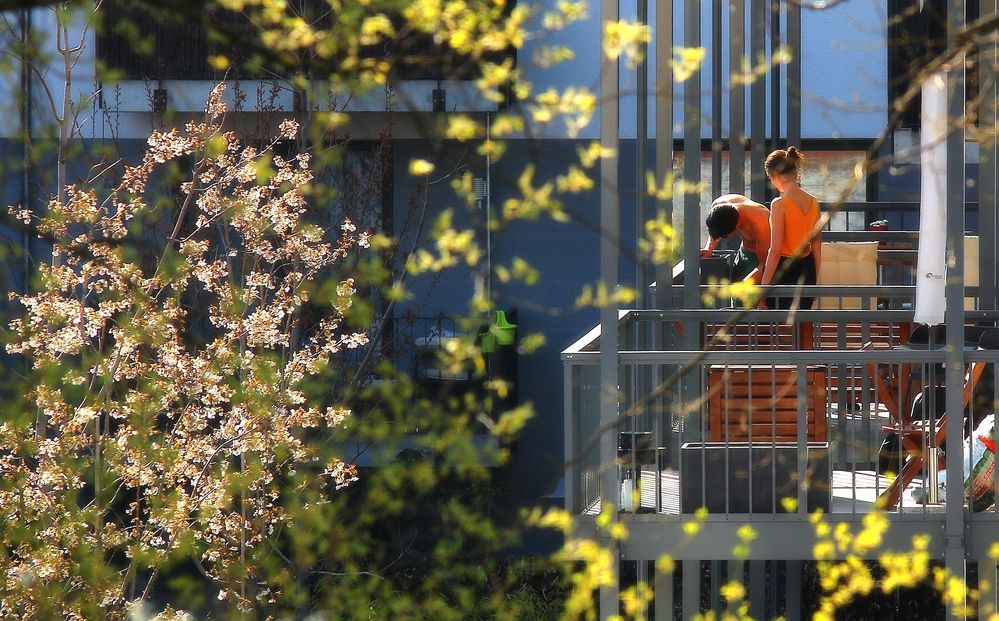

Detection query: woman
xmin=759 ymin=147 xmax=822 ymax=310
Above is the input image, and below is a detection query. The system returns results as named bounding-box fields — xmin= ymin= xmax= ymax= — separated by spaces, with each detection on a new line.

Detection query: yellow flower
xmin=604 ymin=20 xmax=651 ymax=65
xmin=720 ymin=580 xmax=745 ymax=602
xmin=446 ymin=116 xmax=480 ymax=141
xmin=671 ymin=46 xmax=706 ymax=82
xmin=737 ymin=524 xmax=757 ymax=542
xmin=409 ymin=159 xmax=436 ymax=176
xmin=682 ymin=521 xmax=701 ymax=536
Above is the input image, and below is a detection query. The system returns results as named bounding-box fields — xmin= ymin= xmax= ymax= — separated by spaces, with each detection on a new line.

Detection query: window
xmin=96 ymin=0 xmax=515 ymax=82
xmin=97 ymin=0 xmax=252 ymax=80
xmin=887 ymin=0 xmax=980 ymax=128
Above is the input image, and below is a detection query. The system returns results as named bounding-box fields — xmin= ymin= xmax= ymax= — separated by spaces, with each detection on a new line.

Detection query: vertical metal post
xmin=599 ymin=0 xmax=621 ymax=613
xmin=709 ymin=560 xmax=723 ymax=613
xmin=730 ymin=0 xmax=746 ymax=194
xmin=749 ymin=561 xmax=766 ymax=620
xmin=637 ymin=0 xmax=650 ymax=308
xmin=565 ymin=366 xmax=576 ymax=514
xmin=943 ymin=1 xmax=967 ymax=617
xmin=786 ymin=560 xmax=802 ymax=621
xmin=750 ymin=0 xmax=767 ymax=199
xmin=980 ymin=560 xmax=999 ymax=621
xmin=769 ymin=0 xmax=781 ymax=151
xmin=682 ymin=560 xmax=699 ymax=619
xmin=980 ymin=0 xmax=998 ymax=310
xmin=655 ymin=565 xmax=674 ymax=621
xmin=654 ymin=0 xmax=674 ymax=313
xmin=929 ymin=445 xmax=942 ymax=503
xmin=786 ymin=0 xmax=802 ymax=148
xmin=711 ymin=0 xmax=723 ymax=198
xmin=680 ymin=0 xmax=703 ymax=464
xmin=652 ymin=0 xmax=675 ymax=482
xmin=797 ymin=362 xmax=808 ymax=511
xmin=982 ymin=0 xmax=999 ymax=526
xmin=636 ymin=560 xmax=650 ymax=620
xmin=684 ymin=0 xmax=702 ymax=311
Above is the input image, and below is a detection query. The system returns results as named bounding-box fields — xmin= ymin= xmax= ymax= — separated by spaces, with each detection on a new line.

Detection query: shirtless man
xmin=700 ymin=194 xmax=772 ymax=282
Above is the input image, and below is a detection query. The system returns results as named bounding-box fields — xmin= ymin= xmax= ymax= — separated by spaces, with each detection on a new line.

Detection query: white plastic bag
xmin=963 ymin=415 xmax=995 ymax=512
xmin=913 ymin=414 xmax=994 ymax=509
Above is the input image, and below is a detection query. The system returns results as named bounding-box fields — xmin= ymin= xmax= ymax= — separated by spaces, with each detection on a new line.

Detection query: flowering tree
xmin=1 ymin=84 xmax=372 ymax=617
xmin=6 ymin=0 xmax=998 ymax=618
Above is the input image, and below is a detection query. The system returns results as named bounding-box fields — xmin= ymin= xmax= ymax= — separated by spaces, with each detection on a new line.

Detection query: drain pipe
xmin=472 ymin=114 xmax=493 ymax=300
xmin=485 ymin=111 xmax=492 ymax=300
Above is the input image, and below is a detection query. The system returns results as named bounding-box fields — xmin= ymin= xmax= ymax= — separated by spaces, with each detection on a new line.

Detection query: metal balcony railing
xmin=563 ymin=306 xmax=999 ymax=545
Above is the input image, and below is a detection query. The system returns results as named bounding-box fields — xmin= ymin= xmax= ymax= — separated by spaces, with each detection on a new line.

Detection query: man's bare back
xmin=712 ymin=194 xmax=771 ymax=261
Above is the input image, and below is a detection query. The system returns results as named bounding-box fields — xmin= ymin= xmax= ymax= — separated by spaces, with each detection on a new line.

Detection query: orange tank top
xmin=779 ymin=195 xmax=820 ymax=257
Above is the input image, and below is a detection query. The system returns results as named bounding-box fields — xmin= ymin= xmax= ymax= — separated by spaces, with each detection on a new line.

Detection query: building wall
xmin=391 ymin=138 xmax=601 ymax=501
xmin=0 ymin=0 xmax=904 ymax=508
xmin=1 ymin=1 xmax=891 ymax=141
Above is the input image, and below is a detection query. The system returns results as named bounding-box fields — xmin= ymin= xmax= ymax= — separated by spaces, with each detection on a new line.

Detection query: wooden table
xmin=867 ymin=345 xmax=986 ymax=508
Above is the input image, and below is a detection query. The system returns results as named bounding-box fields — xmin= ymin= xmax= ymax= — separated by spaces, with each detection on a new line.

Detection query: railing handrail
xmin=564 ymin=348 xmax=999 ymax=364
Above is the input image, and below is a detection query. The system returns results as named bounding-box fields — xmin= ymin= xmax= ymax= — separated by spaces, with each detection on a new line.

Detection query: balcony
xmin=562 ymin=219 xmax=999 ymax=577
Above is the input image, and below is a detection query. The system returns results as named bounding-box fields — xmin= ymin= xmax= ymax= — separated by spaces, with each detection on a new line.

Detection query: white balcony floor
xmin=583 ymin=469 xmax=951 ymax=516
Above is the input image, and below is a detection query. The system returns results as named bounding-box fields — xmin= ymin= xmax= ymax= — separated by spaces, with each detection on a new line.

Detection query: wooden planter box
xmin=707 ymin=365 xmax=828 ymax=443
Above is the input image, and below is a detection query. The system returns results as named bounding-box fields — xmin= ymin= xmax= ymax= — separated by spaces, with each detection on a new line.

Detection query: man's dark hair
xmin=705 ymin=203 xmax=739 ymax=239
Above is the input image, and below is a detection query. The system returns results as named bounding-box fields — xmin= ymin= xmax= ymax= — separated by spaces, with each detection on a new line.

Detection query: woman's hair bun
xmin=764 ymin=146 xmax=805 ymax=177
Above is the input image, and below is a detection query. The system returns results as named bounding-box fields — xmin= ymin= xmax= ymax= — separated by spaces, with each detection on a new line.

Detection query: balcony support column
xmin=683 ymin=0 xmax=701 ymax=312
xmin=944 ymin=0 xmax=968 ymax=617
xmin=981 ymin=0 xmax=998 ymax=310
xmin=682 ymin=560 xmax=699 ymax=618
xmin=786 ymin=560 xmax=802 ymax=621
xmin=654 ymin=564 xmax=674 ymax=620
xmin=599 ymin=0 xmax=621 ymax=614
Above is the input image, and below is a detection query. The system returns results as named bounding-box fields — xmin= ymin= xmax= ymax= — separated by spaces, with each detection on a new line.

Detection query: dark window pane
xmin=97 ymin=0 xmax=515 ymax=82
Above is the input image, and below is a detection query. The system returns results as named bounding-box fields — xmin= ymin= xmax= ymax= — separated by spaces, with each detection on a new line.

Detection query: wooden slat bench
xmin=701 ymin=320 xmax=911 ymax=449
xmin=707 ymin=365 xmax=829 ymax=443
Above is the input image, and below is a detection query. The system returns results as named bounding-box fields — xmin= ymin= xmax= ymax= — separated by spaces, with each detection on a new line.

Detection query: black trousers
xmin=766 ymin=253 xmax=817 ymax=310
